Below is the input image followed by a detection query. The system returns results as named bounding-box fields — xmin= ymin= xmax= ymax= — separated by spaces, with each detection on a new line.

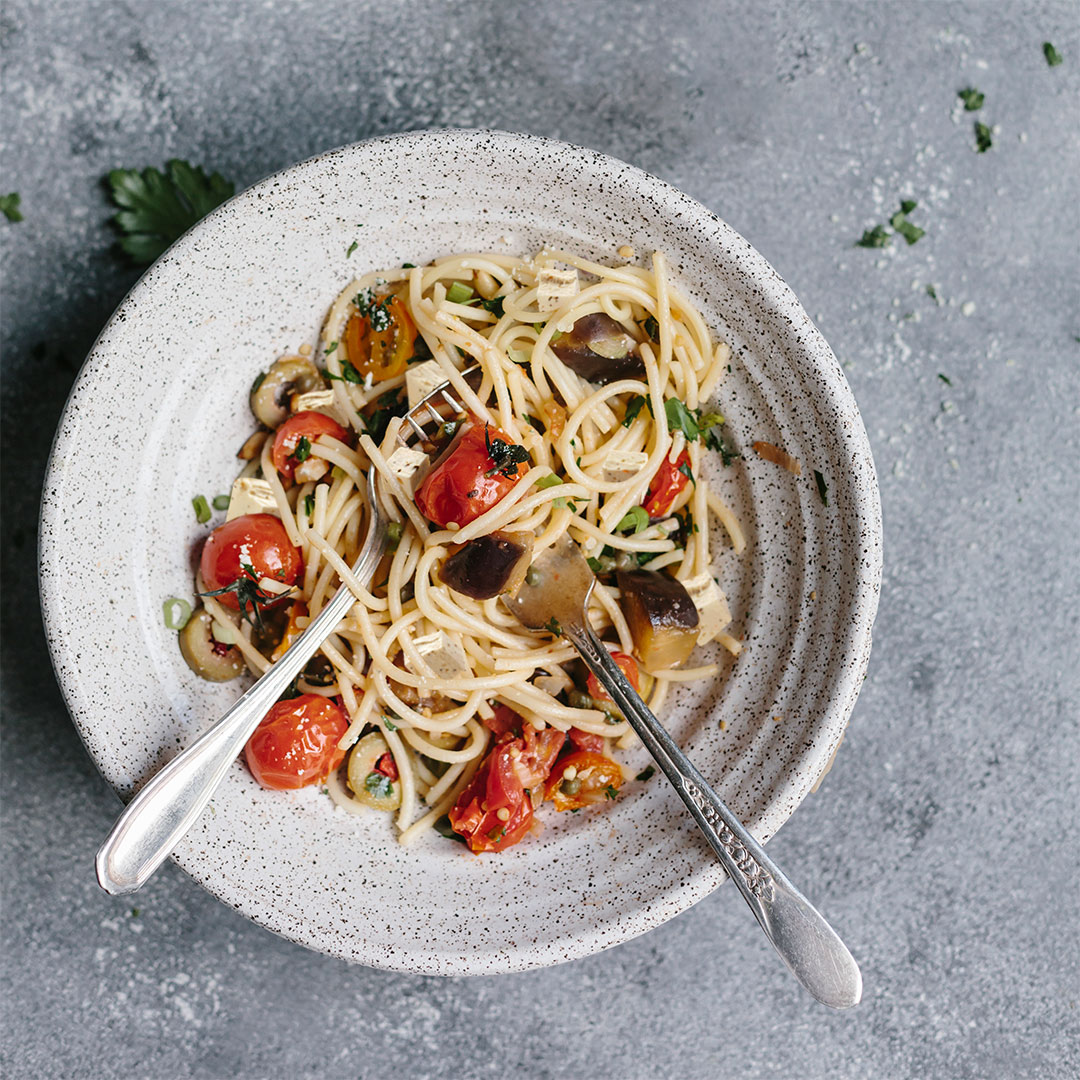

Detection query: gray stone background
xmin=2 ymin=1 xmax=1078 ymax=1077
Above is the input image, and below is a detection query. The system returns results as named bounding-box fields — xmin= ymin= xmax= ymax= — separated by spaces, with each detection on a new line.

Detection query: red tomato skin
xmin=272 ymin=411 xmax=350 ymax=483
xmin=244 ymin=695 xmax=348 ymax=790
xmin=511 ymin=726 xmax=566 ymax=792
xmin=482 ymin=704 xmax=523 ymax=738
xmin=643 ymin=449 xmax=691 ymax=518
xmin=568 ymin=728 xmax=606 ymax=754
xmin=586 ymin=652 xmax=640 ymax=705
xmin=449 ymin=740 xmax=534 ymax=853
xmin=414 ymin=422 xmax=526 ymax=528
xmin=199 ymin=513 xmax=302 ymax=611
xmin=543 ymin=750 xmax=624 ymax=810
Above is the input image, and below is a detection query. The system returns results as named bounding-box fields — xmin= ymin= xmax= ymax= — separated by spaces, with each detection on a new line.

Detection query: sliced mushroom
xmin=616 ymin=569 xmax=700 ymax=671
xmin=346 ymin=732 xmax=402 ymax=811
xmin=551 ymin=313 xmax=645 ymax=385
xmin=179 ymin=609 xmax=245 ymax=682
xmin=439 ymin=531 xmax=535 ymax=600
xmin=250 ymin=356 xmax=324 ymax=429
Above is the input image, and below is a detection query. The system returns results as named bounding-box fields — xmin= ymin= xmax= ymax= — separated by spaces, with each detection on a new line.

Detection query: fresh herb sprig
xmin=0 ymin=193 xmax=22 ymax=223
xmin=198 ymin=564 xmax=290 ymax=630
xmin=484 ymin=424 xmax=530 ymax=478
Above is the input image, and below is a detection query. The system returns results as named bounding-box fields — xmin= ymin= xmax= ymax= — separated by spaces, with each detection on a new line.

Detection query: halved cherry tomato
xmin=482 ymin=703 xmax=522 ymax=738
xmin=568 ymin=728 xmax=606 ymax=754
xmin=414 ymin=420 xmax=529 ymax=528
xmin=510 ymin=725 xmax=566 ymax=792
xmin=449 ymin=740 xmax=534 ymax=853
xmin=586 ymin=652 xmax=640 ymax=705
xmin=344 ymin=294 xmax=417 ymax=382
xmin=643 ymin=449 xmax=691 ymax=518
xmin=272 ymin=410 xmax=350 ymax=483
xmin=244 ymin=694 xmax=348 ymax=790
xmin=199 ymin=513 xmax=302 ymax=612
xmin=544 ymin=750 xmax=624 ymax=811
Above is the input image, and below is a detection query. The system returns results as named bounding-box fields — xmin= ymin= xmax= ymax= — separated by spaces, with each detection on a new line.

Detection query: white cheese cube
xmin=536 ymin=266 xmax=578 ymax=311
xmin=682 ymin=571 xmax=732 ymax=646
xmin=406 ymin=359 xmax=449 ymax=409
xmin=603 ymin=449 xmax=649 ymax=481
xmin=385 ymin=446 xmax=429 ymax=493
xmin=290 ymin=389 xmax=349 ymax=426
xmin=412 ymin=630 xmax=470 ymax=680
xmin=225 ymin=477 xmax=279 ymax=521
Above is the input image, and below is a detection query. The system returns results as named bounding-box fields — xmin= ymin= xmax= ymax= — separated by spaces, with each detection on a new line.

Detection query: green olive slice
xmin=179 ymin=609 xmax=245 ymax=682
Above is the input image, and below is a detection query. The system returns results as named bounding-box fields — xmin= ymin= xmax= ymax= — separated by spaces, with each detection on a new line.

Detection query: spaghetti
xmin=181 ymin=249 xmax=743 ymax=853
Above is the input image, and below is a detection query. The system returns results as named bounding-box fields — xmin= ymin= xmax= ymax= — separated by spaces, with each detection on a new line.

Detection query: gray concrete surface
xmin=2 ymin=1 xmax=1078 ymax=1077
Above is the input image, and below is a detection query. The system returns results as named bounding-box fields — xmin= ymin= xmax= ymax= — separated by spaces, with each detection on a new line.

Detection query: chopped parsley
xmin=603 ymin=785 xmax=619 ymax=800
xmin=293 ymin=435 xmax=311 ymax=462
xmin=623 ymin=394 xmax=646 ymax=428
xmin=813 ymin=469 xmax=829 ymax=506
xmin=545 ymin=617 xmax=562 ymax=637
xmin=1043 ymin=42 xmax=1063 ymax=67
xmin=433 ymin=815 xmax=466 ymax=843
xmin=958 ymin=87 xmax=984 ymax=111
xmin=483 ymin=425 xmax=530 ymax=477
xmin=665 ymin=397 xmax=700 ymax=441
xmin=524 ymin=414 xmax=544 ymax=432
xmin=212 ymin=494 xmax=230 ymax=511
xmin=346 ymin=240 xmax=358 ymax=257
xmin=890 ymin=203 xmax=925 ymax=246
xmin=616 ymin=506 xmax=649 ymax=534
xmin=974 ymin=121 xmax=993 ymax=153
xmin=938 ymin=373 xmax=953 ymax=386
xmin=642 ymin=315 xmax=660 ymax=342
xmin=324 ymin=341 xmax=338 ymax=354
xmin=383 ymin=716 xmax=398 ymax=731
xmin=364 ymin=772 xmax=393 ymax=799
xmin=677 ymin=459 xmax=695 ymax=485
xmin=364 ymin=389 xmax=409 ymax=443
xmin=0 ymin=193 xmax=22 ymax=222
xmin=192 ymin=494 xmax=211 ymax=523
xmin=325 ymin=359 xmax=362 ymax=384
xmin=353 ymin=287 xmax=393 ymax=331
xmin=477 ymin=295 xmax=505 ymax=317
xmin=856 ymin=224 xmax=890 ymax=249
xmin=926 ymin=284 xmax=939 ymax=303
xmin=304 ymin=493 xmax=316 ymax=517
xmin=106 ymin=159 xmax=234 ymax=263
xmin=635 ymin=765 xmax=656 ymax=782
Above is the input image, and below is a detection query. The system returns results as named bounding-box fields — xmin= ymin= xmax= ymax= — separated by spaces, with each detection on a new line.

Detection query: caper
xmin=561 ymin=778 xmax=582 ymax=796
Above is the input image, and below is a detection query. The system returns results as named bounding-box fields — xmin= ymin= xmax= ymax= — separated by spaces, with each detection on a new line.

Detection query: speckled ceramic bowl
xmin=40 ymin=129 xmax=881 ymax=974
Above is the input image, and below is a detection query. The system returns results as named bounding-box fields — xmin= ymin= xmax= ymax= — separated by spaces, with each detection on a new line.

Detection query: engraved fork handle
xmin=565 ymin=619 xmax=863 ymax=1009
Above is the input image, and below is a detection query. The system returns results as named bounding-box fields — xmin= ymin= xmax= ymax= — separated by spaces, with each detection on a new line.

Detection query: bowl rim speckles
xmin=39 ymin=129 xmax=882 ymax=975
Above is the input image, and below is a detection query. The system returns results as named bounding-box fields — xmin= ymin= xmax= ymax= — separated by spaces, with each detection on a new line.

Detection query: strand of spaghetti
xmin=358 ymin=434 xmax=432 ymax=541
xmin=717 ymin=631 xmax=743 ymax=656
xmin=305 ymin=530 xmax=389 ymax=610
xmin=337 ymin=682 xmax=378 ymax=751
xmin=259 ymin=437 xmax=303 ymax=547
xmin=399 ymin=720 xmax=487 ymax=763
xmin=706 ymin=489 xmax=746 ymax=553
xmin=567 ymin=516 xmax=675 ymax=553
xmin=698 ymin=342 xmax=731 ymax=401
xmin=592 ymin=583 xmax=634 ymax=653
xmin=317 ymin=636 xmax=367 ymax=690
xmin=419 ymin=758 xmax=469 ymax=807
xmin=693 ymin=460 xmax=711 ymax=575
xmin=652 ymin=663 xmax=720 ymax=682
xmin=200 ymin=593 xmax=271 ymax=673
xmin=377 ymin=721 xmax=418 ymax=830
xmin=311 ymin=436 xmax=366 ymax=490
xmin=398 ymin=753 xmax=486 ymax=846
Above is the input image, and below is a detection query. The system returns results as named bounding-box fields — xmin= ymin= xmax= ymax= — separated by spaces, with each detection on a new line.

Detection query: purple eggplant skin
xmin=440 ymin=531 xmax=535 ymax=600
xmin=615 ymin=569 xmax=699 ymax=670
xmin=551 ymin=313 xmax=645 ymax=385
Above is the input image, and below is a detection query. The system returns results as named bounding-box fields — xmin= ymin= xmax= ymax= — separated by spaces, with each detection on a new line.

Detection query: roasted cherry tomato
xmin=373 ymin=751 xmax=398 ymax=781
xmin=244 ymin=694 xmax=348 ymax=790
xmin=544 ymin=750 xmax=624 ymax=811
xmin=568 ymin=727 xmax=606 ymax=754
xmin=586 ymin=652 xmax=640 ymax=705
xmin=510 ymin=725 xmax=566 ymax=793
xmin=199 ymin=513 xmax=302 ymax=612
xmin=482 ymin=703 xmax=523 ymax=738
xmin=643 ymin=449 xmax=691 ymax=518
xmin=272 ymin=410 xmax=349 ymax=483
xmin=344 ymin=294 xmax=417 ymax=382
xmin=449 ymin=740 xmax=534 ymax=853
xmin=414 ymin=421 xmax=528 ymax=528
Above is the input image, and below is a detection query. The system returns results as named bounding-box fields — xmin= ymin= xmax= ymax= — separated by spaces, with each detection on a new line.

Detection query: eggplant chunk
xmin=551 ymin=313 xmax=645 ymax=385
xmin=616 ymin=569 xmax=699 ymax=670
xmin=440 ymin=531 xmax=534 ymax=600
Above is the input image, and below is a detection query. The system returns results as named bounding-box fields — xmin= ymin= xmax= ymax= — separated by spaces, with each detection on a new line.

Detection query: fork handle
xmin=565 ymin=621 xmax=862 ymax=1009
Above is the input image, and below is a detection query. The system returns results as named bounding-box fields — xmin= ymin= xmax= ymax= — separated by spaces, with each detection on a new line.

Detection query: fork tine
xmin=440 ymin=389 xmax=465 ymax=414
xmin=425 ymin=404 xmax=443 ymax=425
xmin=406 ymin=415 xmax=427 ymax=440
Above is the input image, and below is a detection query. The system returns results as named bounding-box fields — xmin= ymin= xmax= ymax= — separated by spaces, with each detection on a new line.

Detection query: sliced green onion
xmin=386 ymin=521 xmax=403 ymax=550
xmin=212 ymin=494 xmax=230 ymax=511
xmin=535 ymin=474 xmax=563 ymax=490
xmin=210 ymin=620 xmax=238 ymax=645
xmin=192 ymin=495 xmax=211 ymax=523
xmin=445 ymin=281 xmax=474 ymax=305
xmin=331 ymin=465 xmax=347 ymax=480
xmin=616 ymin=505 xmax=649 ymax=534
xmin=162 ymin=597 xmax=192 ymax=631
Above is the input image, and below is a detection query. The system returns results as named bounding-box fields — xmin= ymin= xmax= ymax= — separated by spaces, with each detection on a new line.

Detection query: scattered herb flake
xmin=545 ymin=616 xmax=562 ymax=637
xmin=813 ymin=469 xmax=829 ymax=506
xmin=642 ymin=315 xmax=660 ymax=342
xmin=926 ymin=284 xmax=939 ymax=302
xmin=623 ymin=394 xmax=646 ymax=428
xmin=326 ymin=359 xmax=362 ymax=384
xmin=958 ymin=87 xmax=984 ymax=111
xmin=635 ymin=765 xmax=656 ymax=782
xmin=1043 ymin=42 xmax=1063 ymax=67
xmin=346 ymin=240 xmax=358 ymax=257
xmin=364 ymin=772 xmax=393 ymax=799
xmin=665 ymin=397 xmax=700 ymax=441
xmin=106 ymin=159 xmax=234 ymax=264
xmin=603 ymin=785 xmax=619 ymax=800
xmin=479 ymin=295 xmax=505 ymax=317
xmin=677 ymin=459 xmax=695 ymax=485
xmin=938 ymin=373 xmax=953 ymax=386
xmin=293 ymin=435 xmax=311 ymax=462
xmin=304 ymin=493 xmax=316 ymax=517
xmin=324 ymin=341 xmax=338 ymax=354
xmin=856 ymin=224 xmax=891 ymax=249
xmin=483 ymin=424 xmax=530 ymax=478
xmin=0 ymin=193 xmax=22 ymax=222
xmin=974 ymin=121 xmax=993 ymax=153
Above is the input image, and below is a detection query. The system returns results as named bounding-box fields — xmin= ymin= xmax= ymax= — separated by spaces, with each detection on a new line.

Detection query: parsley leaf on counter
xmin=107 ymin=160 xmax=234 ymax=263
xmin=0 ymin=193 xmax=23 ymax=222
xmin=974 ymin=122 xmax=993 ymax=153
xmin=856 ymin=224 xmax=890 ymax=248
xmin=958 ymin=87 xmax=984 ymax=111
xmin=890 ymin=202 xmax=925 ymax=246
xmin=1043 ymin=42 xmax=1063 ymax=67
xmin=813 ymin=470 xmax=829 ymax=506
xmin=938 ymin=373 xmax=953 ymax=386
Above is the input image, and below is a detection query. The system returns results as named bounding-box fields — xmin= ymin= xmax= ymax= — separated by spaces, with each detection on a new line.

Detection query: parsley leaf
xmin=623 ymin=394 xmax=646 ymax=428
xmin=479 ymin=295 xmax=505 ymax=317
xmin=0 ymin=193 xmax=23 ymax=223
xmin=890 ymin=209 xmax=925 ymax=246
xmin=677 ymin=459 xmax=695 ymax=486
xmin=483 ymin=424 xmax=530 ymax=477
xmin=813 ymin=469 xmax=829 ymax=506
xmin=325 ymin=359 xmax=363 ymax=384
xmin=938 ymin=373 xmax=953 ymax=386
xmin=1043 ymin=42 xmax=1063 ymax=67
xmin=642 ymin=315 xmax=660 ymax=342
xmin=974 ymin=121 xmax=993 ymax=153
xmin=107 ymin=160 xmax=234 ymax=264
xmin=958 ymin=87 xmax=984 ymax=111
xmin=293 ymin=436 xmax=312 ymax=463
xmin=603 ymin=784 xmax=619 ymax=800
xmin=304 ymin=493 xmax=316 ymax=517
xmin=364 ymin=772 xmax=393 ymax=799
xmin=545 ymin=616 xmax=562 ymax=637
xmin=665 ymin=398 xmax=699 ymax=441
xmin=856 ymin=224 xmax=890 ymax=249
xmin=635 ymin=765 xmax=656 ymax=782
xmin=346 ymin=240 xmax=358 ymax=257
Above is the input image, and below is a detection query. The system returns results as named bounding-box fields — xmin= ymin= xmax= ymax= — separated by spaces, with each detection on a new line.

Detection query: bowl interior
xmin=40 ymin=130 xmax=880 ymax=973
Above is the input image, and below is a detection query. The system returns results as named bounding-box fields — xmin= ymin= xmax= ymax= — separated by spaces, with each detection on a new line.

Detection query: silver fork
xmin=95 ymin=371 xmax=479 ymax=895
xmin=503 ymin=534 xmax=862 ymax=1008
